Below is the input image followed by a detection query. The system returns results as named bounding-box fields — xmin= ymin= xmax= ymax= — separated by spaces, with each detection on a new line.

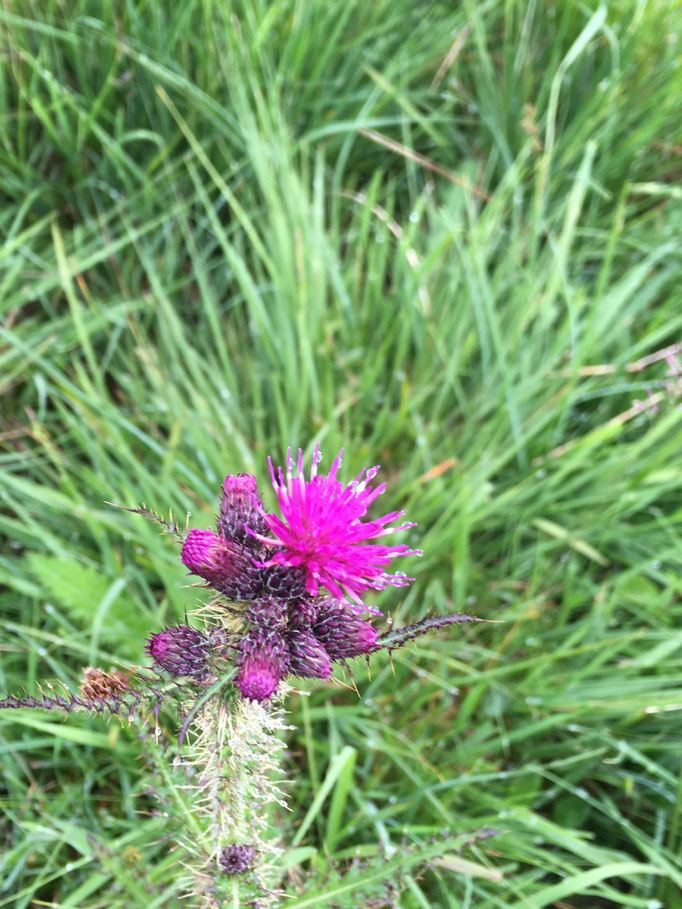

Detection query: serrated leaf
xmin=26 ymin=553 xmax=149 ymax=658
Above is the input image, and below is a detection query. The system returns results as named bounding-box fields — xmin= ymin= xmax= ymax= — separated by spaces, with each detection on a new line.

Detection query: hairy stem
xmin=172 ymin=690 xmax=291 ymax=907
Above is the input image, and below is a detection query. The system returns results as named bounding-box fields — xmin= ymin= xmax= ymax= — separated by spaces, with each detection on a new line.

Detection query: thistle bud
xmin=246 ymin=595 xmax=288 ymax=630
xmin=313 ymin=597 xmax=378 ymax=659
xmin=145 ymin=625 xmax=212 ymax=679
xmin=261 ymin=563 xmax=308 ymax=600
xmin=220 ymin=843 xmax=255 ymax=873
xmin=181 ymin=528 xmax=263 ymax=600
xmin=218 ymin=474 xmax=269 ymax=548
xmin=287 ymin=629 xmax=332 ymax=680
xmin=288 ymin=598 xmax=319 ymax=628
xmin=235 ymin=630 xmax=290 ymax=701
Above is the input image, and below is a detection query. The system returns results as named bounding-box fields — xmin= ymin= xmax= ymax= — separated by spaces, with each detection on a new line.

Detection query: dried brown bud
xmin=79 ymin=667 xmax=130 ymax=701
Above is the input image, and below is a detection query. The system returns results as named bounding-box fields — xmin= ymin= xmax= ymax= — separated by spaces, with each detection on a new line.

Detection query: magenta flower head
xmin=220 ymin=843 xmax=255 ymax=873
xmin=181 ymin=528 xmax=262 ymax=601
xmin=235 ymin=630 xmax=290 ymax=701
xmin=218 ymin=473 xmax=269 ymax=547
xmin=251 ymin=445 xmax=421 ymax=612
xmin=146 ymin=625 xmax=212 ymax=678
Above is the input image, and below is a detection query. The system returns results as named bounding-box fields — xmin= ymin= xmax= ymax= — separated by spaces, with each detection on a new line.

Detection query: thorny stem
xmin=375 ymin=612 xmax=487 ymax=650
xmin=173 ymin=689 xmax=291 ymax=907
xmin=105 ymin=501 xmax=187 ymax=541
xmin=0 ymin=677 xmax=168 ymax=719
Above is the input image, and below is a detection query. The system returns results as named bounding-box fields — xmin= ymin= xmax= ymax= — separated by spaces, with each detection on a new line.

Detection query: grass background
xmin=2 ymin=0 xmax=682 ymax=905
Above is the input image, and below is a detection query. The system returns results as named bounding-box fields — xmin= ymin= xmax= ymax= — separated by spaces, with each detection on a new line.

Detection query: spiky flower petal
xmin=146 ymin=625 xmax=212 ymax=679
xmin=287 ymin=629 xmax=332 ymax=680
xmin=235 ymin=630 xmax=290 ymax=701
xmin=219 ymin=843 xmax=256 ymax=873
xmin=313 ymin=597 xmax=379 ymax=659
xmin=251 ymin=445 xmax=421 ymax=611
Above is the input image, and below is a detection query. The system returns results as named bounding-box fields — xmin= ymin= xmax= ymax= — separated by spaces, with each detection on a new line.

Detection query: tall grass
xmin=2 ymin=0 xmax=682 ymax=905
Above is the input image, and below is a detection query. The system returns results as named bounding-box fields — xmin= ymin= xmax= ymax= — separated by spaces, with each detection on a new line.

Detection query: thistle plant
xmin=1 ymin=446 xmax=489 ymax=906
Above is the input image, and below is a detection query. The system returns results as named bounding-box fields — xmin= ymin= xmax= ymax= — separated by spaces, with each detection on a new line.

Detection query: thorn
xmin=346 ymin=664 xmax=360 ymax=697
xmin=332 ymin=675 xmax=356 ymax=694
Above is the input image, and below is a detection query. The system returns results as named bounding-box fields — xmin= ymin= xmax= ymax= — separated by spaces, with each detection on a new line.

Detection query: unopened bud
xmin=218 ymin=474 xmax=269 ymax=548
xmin=289 ymin=598 xmax=319 ymax=627
xmin=247 ymin=595 xmax=288 ymax=630
xmin=288 ymin=629 xmax=332 ymax=680
xmin=220 ymin=843 xmax=255 ymax=873
xmin=235 ymin=631 xmax=290 ymax=701
xmin=145 ymin=625 xmax=212 ymax=679
xmin=313 ymin=597 xmax=379 ymax=659
xmin=181 ymin=528 xmax=263 ymax=600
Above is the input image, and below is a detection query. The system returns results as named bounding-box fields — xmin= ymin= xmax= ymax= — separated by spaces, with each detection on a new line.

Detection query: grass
xmin=1 ymin=0 xmax=682 ymax=905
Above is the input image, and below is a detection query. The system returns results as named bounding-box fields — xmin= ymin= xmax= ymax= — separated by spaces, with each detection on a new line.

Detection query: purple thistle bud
xmin=235 ymin=630 xmax=290 ymax=701
xmin=313 ymin=597 xmax=379 ymax=659
xmin=289 ymin=598 xmax=320 ymax=628
xmin=181 ymin=528 xmax=263 ymax=600
xmin=145 ymin=625 xmax=212 ymax=679
xmin=220 ymin=843 xmax=255 ymax=873
xmin=260 ymin=562 xmax=308 ymax=600
xmin=218 ymin=474 xmax=269 ymax=548
xmin=287 ymin=629 xmax=332 ymax=680
xmin=246 ymin=595 xmax=288 ymax=630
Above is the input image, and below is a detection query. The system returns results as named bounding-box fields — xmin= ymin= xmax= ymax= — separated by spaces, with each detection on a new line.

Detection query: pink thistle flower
xmin=250 ymin=446 xmax=421 ymax=612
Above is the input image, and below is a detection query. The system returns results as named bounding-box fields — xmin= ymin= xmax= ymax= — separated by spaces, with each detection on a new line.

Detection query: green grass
xmin=2 ymin=0 xmax=682 ymax=905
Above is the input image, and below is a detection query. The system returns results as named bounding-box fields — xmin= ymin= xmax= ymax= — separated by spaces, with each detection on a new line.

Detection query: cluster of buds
xmin=145 ymin=451 xmax=482 ymax=702
xmin=233 ymin=595 xmax=380 ymax=700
